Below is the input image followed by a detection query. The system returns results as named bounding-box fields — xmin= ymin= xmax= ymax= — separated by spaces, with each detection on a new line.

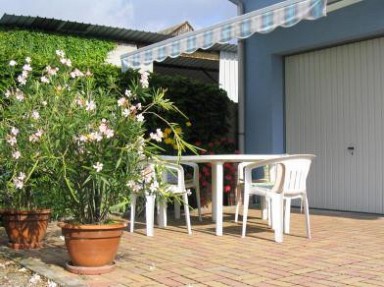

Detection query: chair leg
xmin=267 ymin=197 xmax=272 ymax=228
xmin=303 ymin=196 xmax=311 ymax=239
xmin=284 ymin=198 xmax=291 ymax=234
xmin=130 ymin=194 xmax=137 ymax=233
xmin=241 ymin=190 xmax=250 ymax=238
xmin=270 ymin=193 xmax=283 ymax=243
xmin=157 ymin=197 xmax=167 ymax=228
xmin=195 ymin=186 xmax=202 ymax=222
xmin=145 ymin=194 xmax=156 ymax=237
xmin=261 ymin=196 xmax=269 ymax=221
xmin=174 ymin=200 xmax=181 ymax=219
xmin=182 ymin=193 xmax=192 ymax=235
xmin=234 ymin=184 xmax=242 ymax=223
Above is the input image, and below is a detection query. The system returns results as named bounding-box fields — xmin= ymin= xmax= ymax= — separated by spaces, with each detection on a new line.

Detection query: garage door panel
xmin=285 ymin=37 xmax=384 ymax=213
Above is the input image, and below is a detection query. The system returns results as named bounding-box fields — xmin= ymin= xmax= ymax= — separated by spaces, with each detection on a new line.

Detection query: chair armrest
xmin=163 ymin=162 xmax=186 ymax=190
xmin=182 ymin=162 xmax=199 ymax=183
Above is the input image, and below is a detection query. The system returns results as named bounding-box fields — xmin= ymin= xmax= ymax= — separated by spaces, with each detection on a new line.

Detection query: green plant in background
xmin=0 ymin=51 xmax=195 ymax=224
xmin=196 ymin=138 xmax=239 ymax=207
xmin=0 ymin=27 xmax=116 ymax=91
xmin=146 ymin=74 xmax=235 ymax=146
xmin=0 ymin=26 xmax=238 ymax=211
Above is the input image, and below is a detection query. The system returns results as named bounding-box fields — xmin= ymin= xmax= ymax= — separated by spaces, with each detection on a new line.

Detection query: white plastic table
xmin=160 ymin=154 xmax=287 ymax=241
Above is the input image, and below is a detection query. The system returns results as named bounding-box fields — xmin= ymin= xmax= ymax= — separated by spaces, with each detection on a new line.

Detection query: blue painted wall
xmin=241 ymin=0 xmax=384 ymax=154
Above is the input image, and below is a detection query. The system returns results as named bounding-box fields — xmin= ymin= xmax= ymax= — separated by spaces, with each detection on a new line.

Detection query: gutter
xmin=228 ymin=0 xmax=245 ymax=153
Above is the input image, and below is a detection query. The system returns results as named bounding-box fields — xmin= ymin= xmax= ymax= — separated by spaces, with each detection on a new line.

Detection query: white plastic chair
xmin=240 ymin=154 xmax=316 ymax=241
xmin=280 ymin=155 xmax=315 ymax=239
xmin=177 ymin=162 xmax=202 ymax=222
xmin=234 ymin=163 xmax=276 ymax=225
xmin=130 ymin=162 xmax=192 ymax=236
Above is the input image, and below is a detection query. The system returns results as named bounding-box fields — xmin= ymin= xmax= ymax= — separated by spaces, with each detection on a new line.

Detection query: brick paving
xmin=1 ymin=207 xmax=384 ymax=287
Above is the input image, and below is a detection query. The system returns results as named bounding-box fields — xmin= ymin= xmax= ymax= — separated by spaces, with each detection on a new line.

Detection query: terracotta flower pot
xmin=58 ymin=220 xmax=128 ymax=275
xmin=0 ymin=209 xmax=51 ymax=250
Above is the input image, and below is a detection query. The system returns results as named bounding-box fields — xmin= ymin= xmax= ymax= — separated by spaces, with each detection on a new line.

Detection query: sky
xmin=0 ymin=0 xmax=238 ymax=32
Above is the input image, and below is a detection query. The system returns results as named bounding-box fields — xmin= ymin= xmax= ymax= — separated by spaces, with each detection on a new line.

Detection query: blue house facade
xmin=239 ymin=0 xmax=384 ymax=213
xmin=240 ymin=0 xmax=384 ymax=153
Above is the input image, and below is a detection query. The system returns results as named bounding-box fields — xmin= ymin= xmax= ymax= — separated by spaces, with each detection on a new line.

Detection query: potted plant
xmin=0 ymin=57 xmax=58 ymax=250
xmin=1 ymin=51 xmax=194 ymax=273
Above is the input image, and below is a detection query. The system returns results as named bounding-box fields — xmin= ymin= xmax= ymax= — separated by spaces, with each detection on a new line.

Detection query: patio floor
xmin=1 ymin=206 xmax=384 ymax=287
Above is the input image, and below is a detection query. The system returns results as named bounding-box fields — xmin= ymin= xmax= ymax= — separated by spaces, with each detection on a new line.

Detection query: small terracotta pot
xmin=0 ymin=209 xmax=51 ymax=250
xmin=58 ymin=220 xmax=127 ymax=274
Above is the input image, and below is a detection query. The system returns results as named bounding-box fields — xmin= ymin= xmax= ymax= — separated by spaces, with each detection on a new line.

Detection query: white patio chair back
xmin=235 ymin=161 xmax=279 ymax=224
xmin=162 ymin=162 xmax=202 ymax=222
xmin=281 ymin=157 xmax=312 ymax=196
xmin=240 ymin=154 xmax=316 ymax=241
xmin=130 ymin=162 xmax=192 ymax=236
xmin=180 ymin=162 xmax=202 ymax=221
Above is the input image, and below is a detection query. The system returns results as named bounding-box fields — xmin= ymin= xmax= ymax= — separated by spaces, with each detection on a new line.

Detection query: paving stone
xmin=0 ymin=207 xmax=383 ymax=286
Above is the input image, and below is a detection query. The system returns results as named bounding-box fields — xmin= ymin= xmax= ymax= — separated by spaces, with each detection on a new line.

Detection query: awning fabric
xmin=121 ymin=0 xmax=327 ymax=70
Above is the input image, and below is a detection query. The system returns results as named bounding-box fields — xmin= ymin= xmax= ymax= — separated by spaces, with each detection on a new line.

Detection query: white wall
xmin=219 ymin=51 xmax=238 ymax=103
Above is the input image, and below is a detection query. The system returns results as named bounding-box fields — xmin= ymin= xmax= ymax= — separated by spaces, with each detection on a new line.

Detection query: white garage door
xmin=285 ymin=37 xmax=384 ymax=214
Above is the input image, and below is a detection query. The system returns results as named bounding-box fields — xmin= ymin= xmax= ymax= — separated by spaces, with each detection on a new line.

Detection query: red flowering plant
xmin=195 ymin=138 xmax=238 ymax=207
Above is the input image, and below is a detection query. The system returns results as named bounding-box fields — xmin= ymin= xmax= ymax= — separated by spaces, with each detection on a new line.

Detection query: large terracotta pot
xmin=0 ymin=209 xmax=51 ymax=250
xmin=58 ymin=220 xmax=127 ymax=275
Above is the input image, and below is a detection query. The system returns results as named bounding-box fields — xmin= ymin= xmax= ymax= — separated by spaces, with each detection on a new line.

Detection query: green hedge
xmin=149 ymin=74 xmax=233 ymax=145
xmin=0 ymin=27 xmax=115 ymax=90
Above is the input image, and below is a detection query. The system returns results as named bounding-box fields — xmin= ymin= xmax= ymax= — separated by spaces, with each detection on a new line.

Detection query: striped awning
xmin=121 ymin=0 xmax=327 ymax=70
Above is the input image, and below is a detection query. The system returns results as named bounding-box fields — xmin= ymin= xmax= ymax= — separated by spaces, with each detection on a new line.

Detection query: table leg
xmin=211 ymin=166 xmax=216 ymax=222
xmin=212 ymin=162 xmax=224 ymax=236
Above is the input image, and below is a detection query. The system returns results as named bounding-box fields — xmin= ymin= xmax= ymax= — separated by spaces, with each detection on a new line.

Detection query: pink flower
xmin=150 ymin=128 xmax=163 ymax=142
xmin=93 ymin=162 xmax=103 ymax=172
xmin=4 ymin=90 xmax=11 ymax=98
xmin=45 ymin=65 xmax=59 ymax=76
xmin=6 ymin=135 xmax=17 ymax=146
xmin=85 ymin=100 xmax=96 ymax=111
xmin=31 ymin=110 xmax=40 ymax=120
xmin=13 ymin=172 xmax=26 ymax=189
xmin=41 ymin=76 xmax=50 ymax=84
xmin=11 ymin=127 xmax=19 ymax=136
xmin=117 ymin=97 xmax=127 ymax=107
xmin=22 ymin=64 xmax=32 ymax=71
xmin=122 ymin=109 xmax=130 ymax=117
xmin=12 ymin=151 xmax=21 ymax=159
xmin=99 ymin=120 xmax=108 ymax=133
xmin=70 ymin=68 xmax=84 ymax=78
xmin=104 ymin=129 xmax=114 ymax=139
xmin=136 ymin=114 xmax=144 ymax=122
xmin=15 ymin=89 xmax=25 ymax=101
xmin=56 ymin=50 xmax=65 ymax=58
xmin=125 ymin=89 xmax=132 ymax=98
xmin=17 ymin=75 xmax=27 ymax=86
